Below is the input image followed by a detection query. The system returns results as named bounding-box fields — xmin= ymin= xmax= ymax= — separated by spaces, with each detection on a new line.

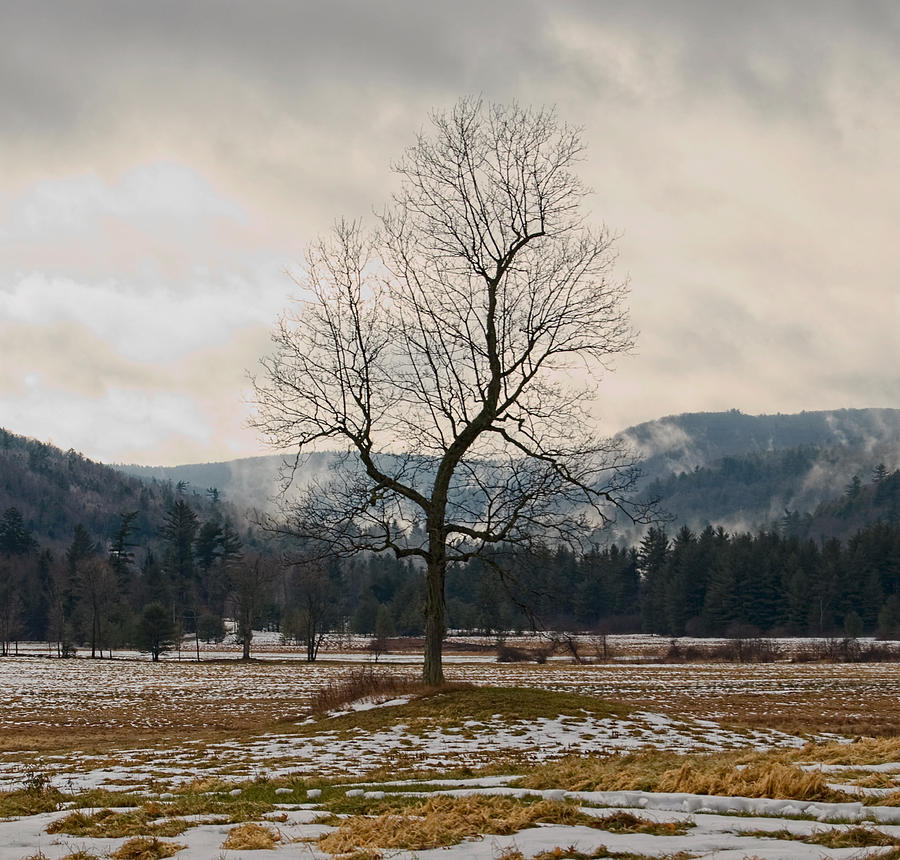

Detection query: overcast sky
xmin=1 ymin=1 xmax=898 ymax=465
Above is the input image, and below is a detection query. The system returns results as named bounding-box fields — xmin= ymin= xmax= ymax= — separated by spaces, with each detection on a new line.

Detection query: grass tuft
xmin=0 ymin=786 xmax=67 ymax=818
xmin=318 ymin=793 xmax=638 ymax=855
xmin=47 ymin=808 xmax=190 ymax=839
xmin=521 ymin=749 xmax=852 ymax=802
xmin=110 ymin=836 xmax=186 ymax=859
xmin=740 ymin=824 xmax=897 ymax=849
xmin=496 ymin=847 xmax=697 ymax=860
xmin=221 ymin=821 xmax=283 ymax=850
xmin=592 ymin=810 xmax=692 ymax=835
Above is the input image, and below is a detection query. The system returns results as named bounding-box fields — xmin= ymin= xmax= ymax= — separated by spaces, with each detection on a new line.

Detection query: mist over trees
xmin=3 ymin=400 xmax=900 ymax=658
xmin=2 ymin=421 xmax=900 ymax=656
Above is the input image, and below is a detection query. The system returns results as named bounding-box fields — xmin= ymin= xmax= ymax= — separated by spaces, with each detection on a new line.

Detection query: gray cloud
xmin=1 ymin=1 xmax=898 ymax=463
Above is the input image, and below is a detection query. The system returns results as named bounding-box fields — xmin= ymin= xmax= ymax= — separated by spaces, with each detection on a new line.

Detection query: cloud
xmin=0 ymin=1 xmax=898 ymax=463
xmin=0 ymin=319 xmax=270 ymax=464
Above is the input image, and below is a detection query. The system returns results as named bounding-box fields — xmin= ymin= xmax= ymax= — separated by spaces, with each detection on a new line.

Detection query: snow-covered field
xmin=3 ymin=645 xmax=900 ymax=858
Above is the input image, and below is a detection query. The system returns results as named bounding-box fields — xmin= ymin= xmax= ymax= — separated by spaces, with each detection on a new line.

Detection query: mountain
xmin=113 ymin=408 xmax=900 ymax=537
xmin=621 ymin=409 xmax=900 ymax=536
xmin=619 ymin=408 xmax=900 ymax=477
xmin=0 ymin=428 xmax=231 ymax=551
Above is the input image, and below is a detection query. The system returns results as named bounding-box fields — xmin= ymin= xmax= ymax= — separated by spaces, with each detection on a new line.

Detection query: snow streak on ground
xmin=0 ymin=708 xmax=810 ymax=794
xmin=5 ymin=648 xmax=900 ymax=858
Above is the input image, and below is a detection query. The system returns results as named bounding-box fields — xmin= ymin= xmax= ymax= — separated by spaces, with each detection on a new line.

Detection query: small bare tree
xmin=228 ymin=554 xmax=276 ymax=661
xmin=254 ymin=98 xmax=648 ymax=684
xmin=290 ymin=560 xmax=338 ymax=662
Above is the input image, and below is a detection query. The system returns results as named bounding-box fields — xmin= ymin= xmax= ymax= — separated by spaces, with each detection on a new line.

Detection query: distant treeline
xmin=2 ymin=424 xmax=900 ymax=657
xmin=3 ymin=500 xmax=900 ymax=658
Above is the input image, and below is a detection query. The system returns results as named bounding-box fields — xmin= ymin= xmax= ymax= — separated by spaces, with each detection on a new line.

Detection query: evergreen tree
xmin=0 ymin=508 xmax=37 ymax=556
xmin=638 ymin=527 xmax=669 ymax=633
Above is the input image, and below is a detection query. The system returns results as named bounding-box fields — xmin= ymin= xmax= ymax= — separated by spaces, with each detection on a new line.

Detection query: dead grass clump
xmin=740 ymin=825 xmax=896 ymax=849
xmin=593 ymin=810 xmax=691 ymax=835
xmin=788 ymin=736 xmax=900 ymax=766
xmin=309 ymin=667 xmax=426 ymax=715
xmin=177 ymin=776 xmax=228 ymax=793
xmin=521 ymin=750 xmax=851 ymax=802
xmin=496 ymin=849 xmax=609 ymax=860
xmin=806 ymin=825 xmax=896 ymax=848
xmin=521 ymin=750 xmax=688 ymax=793
xmin=221 ymin=821 xmax=282 ymax=850
xmin=110 ymin=836 xmax=186 ymax=859
xmin=0 ymin=786 xmax=67 ymax=818
xmin=657 ymin=760 xmax=847 ymax=801
xmin=47 ymin=808 xmax=190 ymax=839
xmin=318 ymin=794 xmax=594 ymax=854
xmin=498 ymin=848 xmax=694 ymax=860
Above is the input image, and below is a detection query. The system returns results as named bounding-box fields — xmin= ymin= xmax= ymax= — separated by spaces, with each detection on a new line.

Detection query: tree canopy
xmin=254 ymin=98 xmax=648 ymax=682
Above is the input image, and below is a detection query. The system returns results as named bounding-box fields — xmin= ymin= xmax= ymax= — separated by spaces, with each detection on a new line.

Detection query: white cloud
xmin=2 ymin=270 xmax=284 ymax=362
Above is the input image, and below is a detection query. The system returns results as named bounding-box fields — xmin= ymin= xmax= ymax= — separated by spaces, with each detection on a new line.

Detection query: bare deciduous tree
xmin=229 ymin=553 xmax=276 ymax=661
xmin=254 ymin=98 xmax=649 ymax=684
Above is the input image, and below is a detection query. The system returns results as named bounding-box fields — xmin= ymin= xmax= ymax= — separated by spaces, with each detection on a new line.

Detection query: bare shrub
xmin=663 ymin=637 xmax=781 ymax=663
xmin=590 ymin=633 xmax=613 ymax=662
xmin=309 ymin=667 xmax=423 ymax=715
xmin=792 ymin=638 xmax=900 ymax=663
xmin=663 ymin=639 xmax=705 ymax=662
xmin=222 ymin=822 xmax=282 ymax=850
xmin=496 ymin=645 xmax=533 ymax=663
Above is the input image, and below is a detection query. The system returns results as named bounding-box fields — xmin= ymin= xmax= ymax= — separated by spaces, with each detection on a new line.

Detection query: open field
xmin=4 ymin=643 xmax=900 ymax=858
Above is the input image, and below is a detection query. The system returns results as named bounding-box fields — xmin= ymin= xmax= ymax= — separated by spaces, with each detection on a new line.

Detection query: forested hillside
xmin=622 ymin=408 xmax=900 ymax=476
xmin=115 ymin=409 xmax=900 ymax=537
xmin=0 ymin=428 xmax=228 ymax=549
xmin=0 ymin=429 xmax=261 ymax=656
xmin=622 ymin=409 xmax=900 ymax=536
xmin=3 ymin=417 xmax=900 ymax=656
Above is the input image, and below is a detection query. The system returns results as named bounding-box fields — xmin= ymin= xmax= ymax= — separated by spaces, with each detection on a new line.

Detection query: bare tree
xmin=254 ymin=98 xmax=648 ymax=684
xmin=289 ymin=560 xmax=339 ymax=662
xmin=228 ymin=554 xmax=276 ymax=661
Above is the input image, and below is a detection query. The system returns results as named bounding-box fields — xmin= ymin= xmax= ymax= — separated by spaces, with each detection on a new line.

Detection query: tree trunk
xmin=242 ymin=615 xmax=252 ymax=660
xmin=423 ymin=557 xmax=445 ymax=685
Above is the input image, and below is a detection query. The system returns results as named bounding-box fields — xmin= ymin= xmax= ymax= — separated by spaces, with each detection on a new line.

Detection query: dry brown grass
xmin=221 ymin=821 xmax=282 ymax=850
xmin=658 ymin=760 xmax=846 ymax=800
xmin=308 ymin=667 xmax=431 ymax=715
xmin=110 ymin=836 xmax=186 ymax=859
xmin=496 ymin=848 xmax=696 ymax=860
xmin=47 ymin=808 xmax=190 ymax=838
xmin=785 ymin=736 xmax=900 ymax=766
xmin=739 ymin=824 xmax=897 ymax=849
xmin=521 ymin=749 xmax=852 ymax=802
xmin=318 ymin=794 xmax=597 ymax=854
